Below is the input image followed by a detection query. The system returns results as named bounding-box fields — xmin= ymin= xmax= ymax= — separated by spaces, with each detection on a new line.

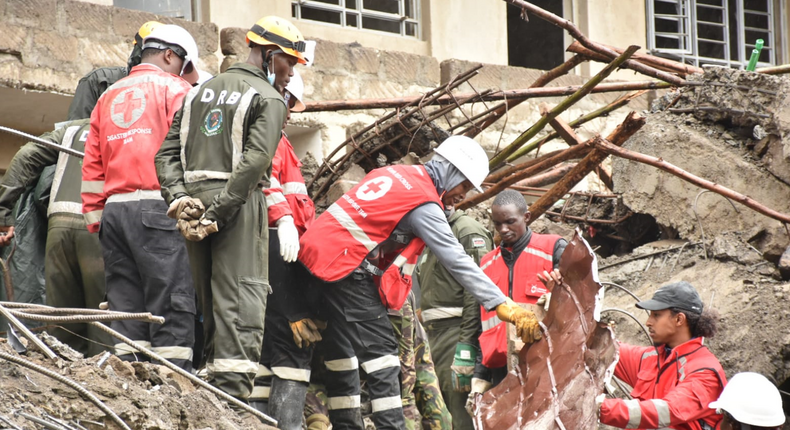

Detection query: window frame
xmin=292 ymin=0 xmax=421 ymax=39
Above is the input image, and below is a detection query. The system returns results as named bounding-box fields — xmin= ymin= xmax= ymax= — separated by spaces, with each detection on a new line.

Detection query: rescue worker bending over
xmin=0 ymin=118 xmax=112 ymax=356
xmin=251 ymin=69 xmax=320 ymax=428
xmin=468 ymin=189 xmax=566 ymax=409
xmin=298 ymin=135 xmax=541 ymax=430
xmin=709 ymin=372 xmax=784 ymax=430
xmin=415 ymin=185 xmax=493 ymax=430
xmin=81 ymin=24 xmax=200 ymax=370
xmin=598 ymin=281 xmax=726 ymax=430
xmin=155 ymin=16 xmax=306 ymax=406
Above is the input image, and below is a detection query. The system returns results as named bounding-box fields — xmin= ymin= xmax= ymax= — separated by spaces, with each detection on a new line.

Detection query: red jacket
xmin=299 ymin=164 xmax=441 ymax=309
xmin=81 ymin=64 xmax=191 ymax=232
xmin=262 ymin=134 xmax=315 ymax=235
xmin=600 ymin=338 xmax=726 ymax=430
xmin=478 ymin=233 xmax=559 ymax=368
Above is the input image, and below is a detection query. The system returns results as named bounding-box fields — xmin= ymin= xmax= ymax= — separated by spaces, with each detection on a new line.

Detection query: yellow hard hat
xmin=246 ymin=16 xmax=307 ymax=65
xmin=134 ymin=21 xmax=164 ymax=45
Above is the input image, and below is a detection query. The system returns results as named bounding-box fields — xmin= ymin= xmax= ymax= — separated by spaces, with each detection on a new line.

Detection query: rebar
xmin=600 ymin=308 xmax=652 ymax=345
xmin=0 ymin=303 xmax=56 ymax=359
xmin=0 ymin=350 xmax=131 ymax=430
xmin=89 ymin=321 xmax=279 ymax=427
xmin=10 ymin=310 xmax=164 ymax=324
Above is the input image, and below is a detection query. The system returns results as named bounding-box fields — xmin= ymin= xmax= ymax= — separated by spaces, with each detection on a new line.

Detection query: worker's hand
xmin=167 ymin=196 xmax=205 ymax=220
xmin=289 ymin=318 xmax=327 ymax=348
xmin=536 ymin=268 xmax=562 ymax=291
xmin=0 ymin=226 xmax=14 ymax=247
xmin=465 ymin=377 xmax=492 ymax=417
xmin=98 ymin=301 xmax=109 ymax=310
xmin=178 ymin=216 xmax=218 ymax=242
xmin=305 ymin=413 xmax=331 ymax=430
xmin=276 ymin=216 xmax=300 ymax=263
xmin=536 ymin=292 xmax=551 ymax=312
xmin=451 ymin=342 xmax=476 ymax=392
xmin=495 ymin=298 xmax=542 ymax=344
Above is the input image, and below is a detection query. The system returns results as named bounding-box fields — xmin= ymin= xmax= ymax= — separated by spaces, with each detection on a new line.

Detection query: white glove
xmin=277 ymin=216 xmax=300 ymax=263
xmin=465 ymin=377 xmax=492 ymax=417
xmin=536 ymin=292 xmax=551 ymax=312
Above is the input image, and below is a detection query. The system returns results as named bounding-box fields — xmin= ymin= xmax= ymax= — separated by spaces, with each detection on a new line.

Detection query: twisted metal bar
xmin=600 ymin=308 xmax=652 ymax=345
xmin=0 ymin=303 xmax=56 ymax=359
xmin=89 ymin=322 xmax=279 ymax=427
xmin=0 ymin=350 xmax=131 ymax=430
xmin=10 ymin=311 xmax=165 ymax=324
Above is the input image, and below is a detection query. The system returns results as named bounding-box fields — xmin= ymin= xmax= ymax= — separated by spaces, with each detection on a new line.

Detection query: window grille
xmin=646 ymin=0 xmax=777 ymax=68
xmin=292 ymin=0 xmax=420 ymax=38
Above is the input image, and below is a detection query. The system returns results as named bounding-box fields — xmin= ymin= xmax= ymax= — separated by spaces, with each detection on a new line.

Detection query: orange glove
xmin=495 ymin=298 xmax=542 ymax=344
xmin=289 ymin=318 xmax=327 ymax=348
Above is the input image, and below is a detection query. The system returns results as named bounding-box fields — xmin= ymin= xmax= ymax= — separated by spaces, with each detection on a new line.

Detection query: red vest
xmin=478 ymin=233 xmax=560 ymax=368
xmin=299 ymin=165 xmax=442 ymax=309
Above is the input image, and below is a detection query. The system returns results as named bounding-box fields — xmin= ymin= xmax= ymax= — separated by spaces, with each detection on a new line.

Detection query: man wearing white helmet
xmin=298 ymin=136 xmax=541 ymax=430
xmin=81 ymin=24 xmax=200 ymax=371
xmin=250 ymin=69 xmax=320 ymax=428
xmin=709 ymin=372 xmax=785 ymax=430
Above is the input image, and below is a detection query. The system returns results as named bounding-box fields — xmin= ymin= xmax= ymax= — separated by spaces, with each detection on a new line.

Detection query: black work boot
xmin=328 ymin=407 xmax=364 ymax=430
xmin=268 ymin=376 xmax=309 ymax=430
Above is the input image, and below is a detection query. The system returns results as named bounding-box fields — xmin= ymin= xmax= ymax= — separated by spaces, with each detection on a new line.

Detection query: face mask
xmin=267 ymin=72 xmax=275 ymax=86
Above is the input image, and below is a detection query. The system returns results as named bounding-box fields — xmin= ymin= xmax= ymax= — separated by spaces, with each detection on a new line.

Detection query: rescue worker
xmin=298 ymin=135 xmax=542 ymax=430
xmin=81 ymin=24 xmax=200 ymax=370
xmin=251 ymin=69 xmax=320 ymax=428
xmin=415 ymin=196 xmax=492 ymax=430
xmin=68 ymin=21 xmax=164 ymax=121
xmin=709 ymin=372 xmax=784 ymax=430
xmin=413 ymin=312 xmax=453 ymax=430
xmin=469 ymin=189 xmax=567 ymax=408
xmin=598 ymin=281 xmax=726 ymax=430
xmin=0 ymin=119 xmax=112 ymax=356
xmin=154 ymin=16 xmax=306 ymax=403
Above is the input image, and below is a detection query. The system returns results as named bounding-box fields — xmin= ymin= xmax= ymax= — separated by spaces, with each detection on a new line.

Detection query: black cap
xmin=636 ymin=281 xmax=703 ymax=314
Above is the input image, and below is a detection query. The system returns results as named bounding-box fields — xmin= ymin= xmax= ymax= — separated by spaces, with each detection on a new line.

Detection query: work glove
xmin=465 ymin=377 xmax=492 ymax=417
xmin=167 ymin=196 xmax=205 ymax=220
xmin=179 ymin=215 xmax=218 ymax=242
xmin=595 ymin=393 xmax=606 ymax=416
xmin=289 ymin=318 xmax=327 ymax=348
xmin=495 ymin=298 xmax=542 ymax=344
xmin=276 ymin=216 xmax=300 ymax=263
xmin=450 ymin=342 xmax=476 ymax=392
xmin=536 ymin=292 xmax=551 ymax=312
xmin=306 ymin=413 xmax=331 ymax=430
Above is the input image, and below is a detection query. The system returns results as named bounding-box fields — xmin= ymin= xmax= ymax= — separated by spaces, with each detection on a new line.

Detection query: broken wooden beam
xmin=526 ymin=112 xmax=645 ymax=224
xmin=589 ymin=138 xmax=790 ymax=224
xmin=488 ymin=45 xmax=641 ymax=168
xmin=567 ymin=41 xmax=703 ymax=77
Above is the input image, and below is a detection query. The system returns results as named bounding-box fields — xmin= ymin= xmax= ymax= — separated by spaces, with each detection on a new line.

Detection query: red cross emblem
xmin=110 ymin=87 xmax=147 ymax=128
xmin=356 ymin=176 xmax=393 ymax=201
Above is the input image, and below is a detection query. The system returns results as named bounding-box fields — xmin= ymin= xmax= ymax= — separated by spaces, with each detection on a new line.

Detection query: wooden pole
xmin=590 ymin=138 xmax=790 ymax=224
xmin=567 ymin=41 xmax=703 ymax=77
xmin=488 ymin=45 xmax=641 ymax=168
xmin=755 ymin=63 xmax=790 ymax=75
xmin=525 ymin=112 xmax=645 ymax=223
xmin=503 ymin=0 xmax=686 ymax=86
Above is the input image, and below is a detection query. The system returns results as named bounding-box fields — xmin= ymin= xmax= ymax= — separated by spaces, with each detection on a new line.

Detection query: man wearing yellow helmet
xmin=155 ymin=15 xmax=306 ymax=412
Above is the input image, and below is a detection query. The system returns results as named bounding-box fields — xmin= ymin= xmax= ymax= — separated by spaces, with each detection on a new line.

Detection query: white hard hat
xmin=285 ymin=68 xmax=306 ymax=112
xmin=434 ymin=136 xmax=489 ymax=192
xmin=709 ymin=372 xmax=785 ymax=427
xmin=196 ymin=70 xmax=214 ymax=85
xmin=142 ymin=24 xmax=199 ymax=76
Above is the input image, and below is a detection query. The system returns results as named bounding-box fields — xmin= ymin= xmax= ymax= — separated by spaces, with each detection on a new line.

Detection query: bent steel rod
xmin=0 ymin=126 xmax=85 ymax=158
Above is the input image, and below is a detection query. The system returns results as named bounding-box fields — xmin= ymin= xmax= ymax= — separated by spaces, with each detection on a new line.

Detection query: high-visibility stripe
xmin=480 ymin=252 xmax=502 ymax=271
xmin=48 ymin=202 xmax=83 ymax=216
xmin=179 ymin=86 xmax=200 ymax=174
xmin=84 ymin=210 xmax=103 ymax=225
xmin=271 ymin=366 xmax=311 ymax=382
xmin=327 ymin=395 xmax=361 ymax=410
xmin=402 ymin=263 xmax=416 ymax=275
xmin=152 ymin=346 xmax=193 ymax=361
xmin=106 ymin=189 xmax=163 ymax=203
xmin=110 ymin=72 xmax=188 ymax=95
xmin=269 ymin=176 xmax=282 ymax=189
xmin=210 ymin=358 xmax=258 ymax=374
xmin=265 ymin=192 xmax=287 ymax=207
xmin=523 ymin=247 xmax=553 ymax=262
xmin=651 ymin=399 xmax=671 ymax=427
xmin=114 ymin=341 xmax=152 ymax=356
xmin=360 ymin=355 xmax=399 ymax=373
xmin=256 ymin=365 xmax=274 ymax=378
xmin=49 ymin=125 xmax=80 ymax=217
xmin=392 ymin=255 xmax=408 ymax=268
xmin=325 ymin=357 xmax=359 ymax=372
xmin=326 ymin=203 xmax=377 ymax=251
xmin=249 ymin=386 xmax=270 ymax=400
xmin=624 ymin=399 xmax=642 ymax=429
xmin=481 ymin=316 xmax=502 ymax=332
xmin=184 ymin=170 xmax=232 ymax=183
xmin=282 ymin=182 xmax=308 ymax=195
xmin=421 ymin=307 xmax=463 ymax=322
xmin=81 ymin=181 xmax=105 ymax=194
xmin=231 ymin=88 xmax=258 ymax=170
xmin=371 ymin=395 xmax=402 ymax=413
xmin=642 ymin=350 xmax=658 ymax=360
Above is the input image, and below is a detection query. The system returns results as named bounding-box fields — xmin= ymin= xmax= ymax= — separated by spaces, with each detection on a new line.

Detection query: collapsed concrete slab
xmin=472 ymin=231 xmax=618 ymax=429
